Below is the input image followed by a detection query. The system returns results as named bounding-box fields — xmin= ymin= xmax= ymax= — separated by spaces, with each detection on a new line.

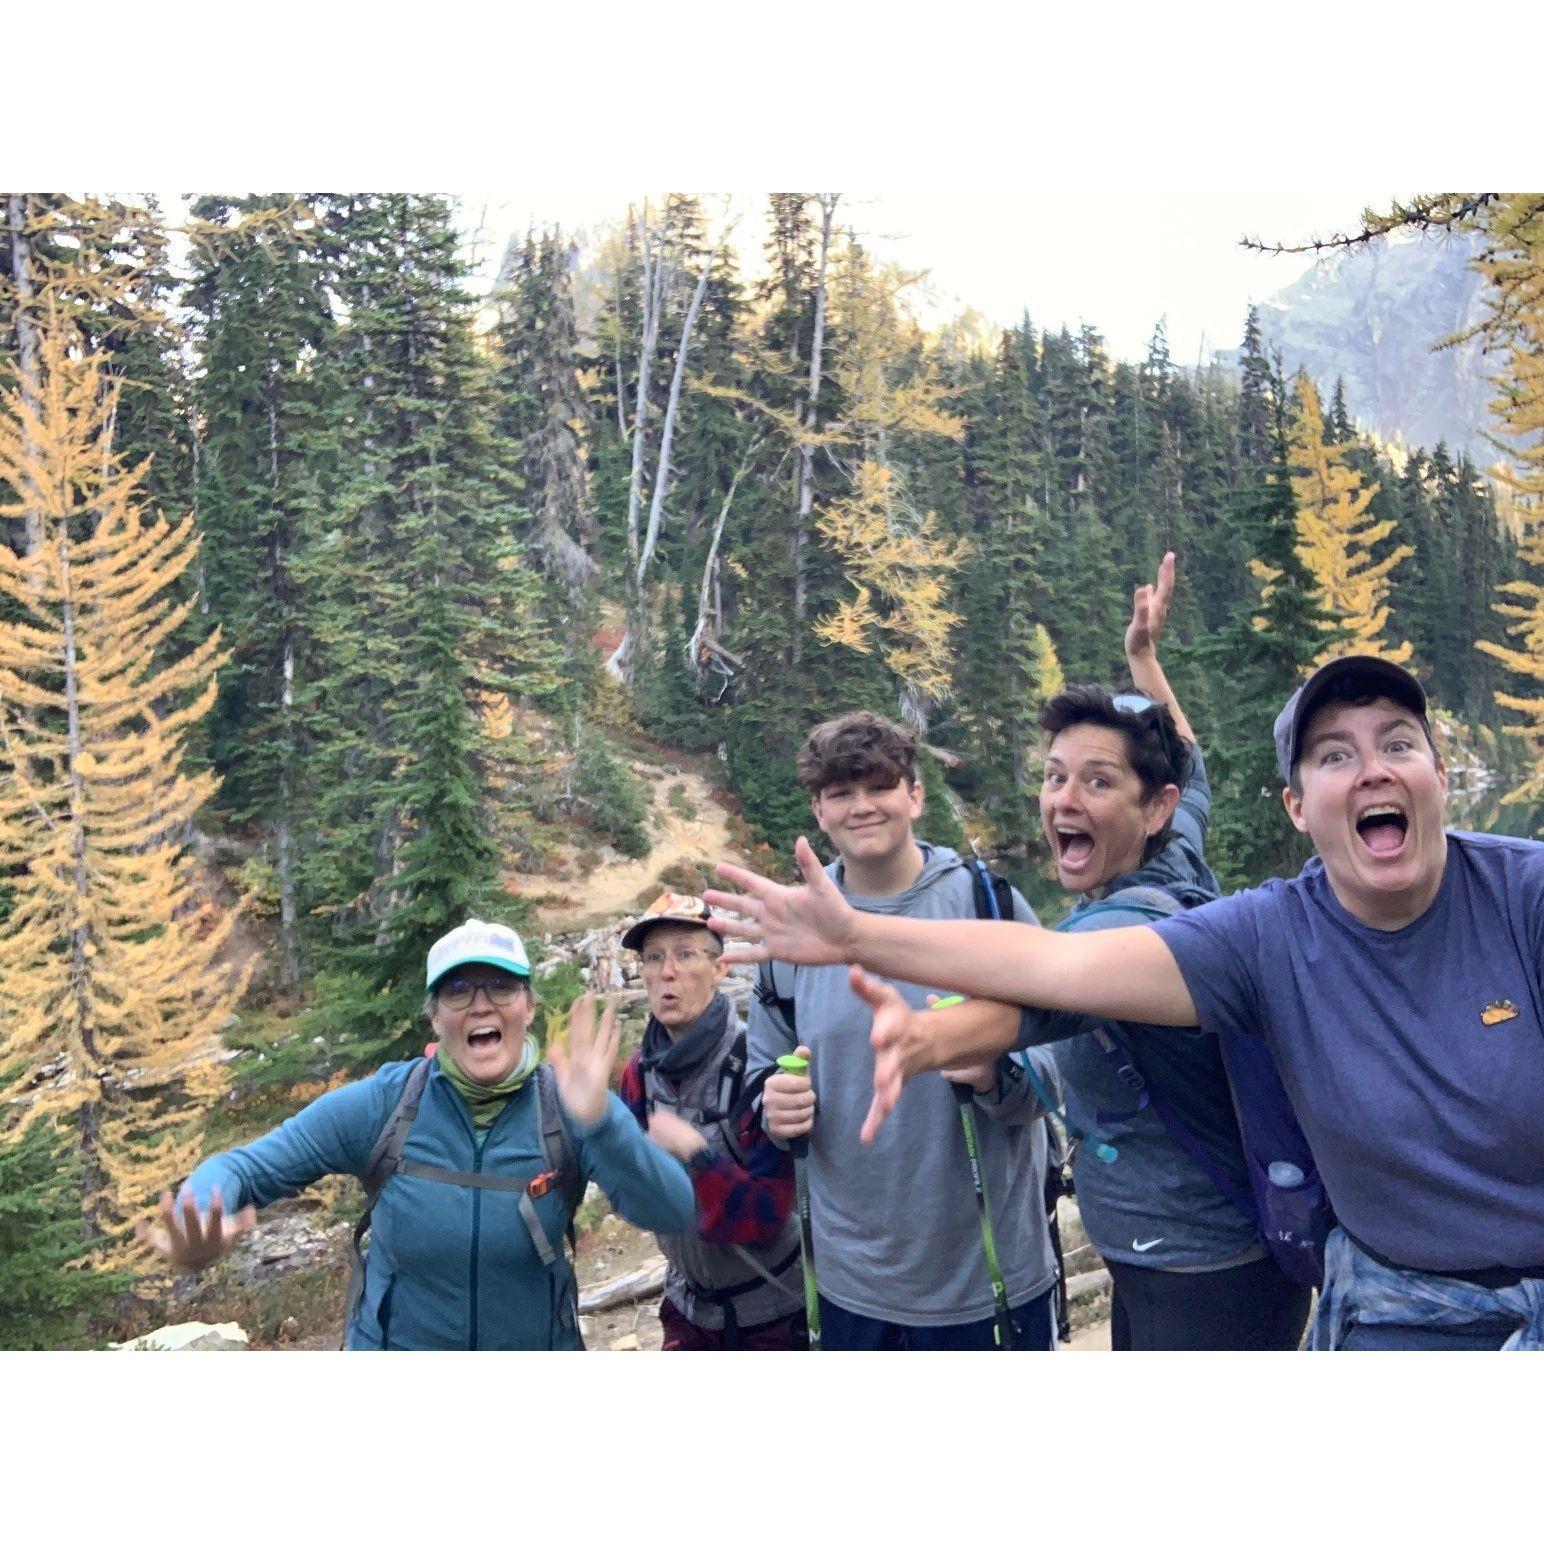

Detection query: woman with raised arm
xmin=939 ymin=553 xmax=1311 ymax=1349
xmin=138 ymin=917 xmax=695 ymax=1350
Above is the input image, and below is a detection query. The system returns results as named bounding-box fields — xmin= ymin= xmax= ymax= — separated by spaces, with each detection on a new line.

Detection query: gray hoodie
xmin=747 ymin=844 xmax=1061 ymax=1327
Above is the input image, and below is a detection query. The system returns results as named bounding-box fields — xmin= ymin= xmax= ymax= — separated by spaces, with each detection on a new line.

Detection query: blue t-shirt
xmin=1153 ymin=830 xmax=1544 ymax=1273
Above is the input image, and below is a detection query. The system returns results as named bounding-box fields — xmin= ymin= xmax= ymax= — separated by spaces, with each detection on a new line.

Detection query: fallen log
xmin=1065 ymin=1268 xmax=1111 ymax=1303
xmin=578 ymin=1256 xmax=667 ymax=1314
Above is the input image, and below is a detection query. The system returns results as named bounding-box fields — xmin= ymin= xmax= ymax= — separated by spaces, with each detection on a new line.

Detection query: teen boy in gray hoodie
xmin=749 ymin=712 xmax=1062 ymax=1350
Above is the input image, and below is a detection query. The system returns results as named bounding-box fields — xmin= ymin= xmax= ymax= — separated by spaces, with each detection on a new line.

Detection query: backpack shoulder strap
xmin=1056 ymin=884 xmax=1185 ymax=934
xmin=754 ymin=961 xmax=799 ymax=1037
xmin=533 ymin=1062 xmax=584 ymax=1219
xmin=711 ymin=1027 xmax=748 ymax=1121
xmin=359 ymin=1057 xmax=433 ymax=1203
xmin=342 ymin=1056 xmax=432 ymax=1347
xmin=524 ymin=1062 xmax=585 ymax=1344
xmin=967 ymin=858 xmax=1010 ymax=921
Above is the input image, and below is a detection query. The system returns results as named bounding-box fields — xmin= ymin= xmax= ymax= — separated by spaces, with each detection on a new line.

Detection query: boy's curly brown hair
xmin=796 ymin=710 xmax=919 ymax=795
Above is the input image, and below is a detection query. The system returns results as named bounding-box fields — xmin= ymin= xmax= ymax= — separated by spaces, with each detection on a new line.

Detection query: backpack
xmin=1036 ymin=884 xmax=1334 ymax=1289
xmin=341 ymin=1051 xmax=586 ymax=1348
xmin=754 ymin=856 xmax=1077 ymax=1338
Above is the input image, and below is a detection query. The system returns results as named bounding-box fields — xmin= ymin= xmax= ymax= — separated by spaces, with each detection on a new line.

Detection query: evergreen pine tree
xmin=303 ymin=195 xmax=556 ymax=1053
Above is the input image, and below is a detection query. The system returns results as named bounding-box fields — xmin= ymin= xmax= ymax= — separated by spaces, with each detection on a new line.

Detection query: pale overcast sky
xmin=456 ymin=190 xmax=1382 ymax=366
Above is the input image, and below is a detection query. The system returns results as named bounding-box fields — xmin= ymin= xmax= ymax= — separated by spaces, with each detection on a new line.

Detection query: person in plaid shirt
xmin=618 ymin=893 xmax=806 ymax=1349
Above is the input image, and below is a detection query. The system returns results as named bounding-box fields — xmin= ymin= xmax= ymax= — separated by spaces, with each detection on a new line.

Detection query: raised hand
xmin=549 ymin=992 xmax=620 ymax=1127
xmin=136 ymin=1185 xmax=257 ymax=1272
xmin=1125 ymin=549 xmax=1176 ymax=662
xmin=856 ymin=968 xmax=933 ymax=1144
xmin=705 ymin=836 xmax=859 ymax=967
xmin=647 ymin=1108 xmax=708 ymax=1162
xmin=763 ymin=1043 xmax=817 ymax=1142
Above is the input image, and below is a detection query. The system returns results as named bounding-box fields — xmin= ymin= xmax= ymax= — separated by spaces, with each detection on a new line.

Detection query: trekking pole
xmin=934 ymin=996 xmax=1015 ymax=1350
xmin=776 ymin=1053 xmax=821 ymax=1350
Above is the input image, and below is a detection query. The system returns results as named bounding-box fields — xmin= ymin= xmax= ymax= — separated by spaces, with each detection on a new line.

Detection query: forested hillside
xmin=2 ymin=190 xmax=1542 ymax=1344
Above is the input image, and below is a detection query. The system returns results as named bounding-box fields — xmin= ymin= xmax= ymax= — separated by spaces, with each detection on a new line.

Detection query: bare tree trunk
xmin=192 ymin=412 xmax=207 ymax=615
xmin=266 ymin=384 xmax=301 ymax=987
xmin=637 ymin=249 xmax=715 ymax=589
xmin=612 ymin=260 xmax=629 ymax=439
xmin=690 ymin=436 xmax=761 ymax=675
xmin=57 ymin=517 xmax=106 ymax=1232
xmin=277 ymin=639 xmax=300 ymax=989
xmin=792 ymin=195 xmax=837 ymax=661
xmin=624 ymin=206 xmax=670 ymax=573
xmin=8 ymin=194 xmax=44 ymax=561
xmin=612 ymin=205 xmax=676 ymax=681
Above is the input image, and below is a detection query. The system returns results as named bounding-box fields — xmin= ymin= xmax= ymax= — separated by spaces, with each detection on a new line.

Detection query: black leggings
xmin=1107 ymin=1254 xmax=1312 ymax=1351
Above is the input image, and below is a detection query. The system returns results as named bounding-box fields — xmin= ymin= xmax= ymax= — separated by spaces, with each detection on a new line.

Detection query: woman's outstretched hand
xmin=1125 ymin=548 xmax=1175 ymax=662
xmin=855 ymin=967 xmax=935 ymax=1144
xmin=550 ymin=992 xmax=620 ymax=1127
xmin=706 ymin=836 xmax=859 ymax=967
xmin=136 ymin=1186 xmax=257 ymax=1272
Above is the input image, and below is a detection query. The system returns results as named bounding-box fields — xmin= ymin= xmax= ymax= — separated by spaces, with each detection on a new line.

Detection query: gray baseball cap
xmin=1273 ymin=655 xmax=1428 ymax=784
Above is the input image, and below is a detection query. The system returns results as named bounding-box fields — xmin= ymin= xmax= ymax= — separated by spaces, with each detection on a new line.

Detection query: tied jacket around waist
xmin=184 ymin=1057 xmax=695 ymax=1350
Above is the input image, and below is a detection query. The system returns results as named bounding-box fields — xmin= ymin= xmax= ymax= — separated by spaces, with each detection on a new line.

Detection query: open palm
xmin=549 ymin=992 xmax=620 ymax=1126
xmin=136 ymin=1185 xmax=257 ymax=1272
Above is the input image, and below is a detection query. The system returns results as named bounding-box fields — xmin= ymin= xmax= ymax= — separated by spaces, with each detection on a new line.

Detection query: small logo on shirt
xmin=1481 ymin=998 xmax=1520 ymax=1027
xmin=1131 ymin=1237 xmax=1165 ymax=1252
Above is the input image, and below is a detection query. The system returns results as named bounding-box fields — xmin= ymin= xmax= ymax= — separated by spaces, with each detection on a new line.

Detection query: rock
xmin=112 ymin=1321 xmax=249 ymax=1351
xmin=225 ymin=1213 xmax=351 ymax=1286
xmin=609 ymin=1332 xmax=641 ymax=1351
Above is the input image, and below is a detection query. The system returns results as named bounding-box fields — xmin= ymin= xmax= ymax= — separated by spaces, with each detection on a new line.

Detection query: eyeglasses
xmin=437 ymin=976 xmax=526 ymax=1009
xmin=640 ymin=946 xmax=714 ymax=971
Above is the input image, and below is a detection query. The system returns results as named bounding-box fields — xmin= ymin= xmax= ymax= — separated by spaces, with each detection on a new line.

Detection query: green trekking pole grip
xmin=776 ymin=1053 xmax=821 ymax=1349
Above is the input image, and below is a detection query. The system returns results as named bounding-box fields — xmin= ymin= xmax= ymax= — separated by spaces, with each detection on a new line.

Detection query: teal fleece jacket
xmin=184 ymin=1058 xmax=694 ymax=1349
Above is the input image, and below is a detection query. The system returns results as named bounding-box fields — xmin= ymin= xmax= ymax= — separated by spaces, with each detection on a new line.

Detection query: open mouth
xmin=466 ymin=1026 xmax=503 ymax=1052
xmin=1355 ymin=805 xmax=1409 ymax=856
xmin=1054 ymin=827 xmax=1095 ymax=866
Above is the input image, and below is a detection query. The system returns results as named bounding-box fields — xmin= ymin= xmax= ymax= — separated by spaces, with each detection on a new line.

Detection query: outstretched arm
xmin=1125 ymin=549 xmax=1195 ymax=745
xmin=707 ymin=837 xmax=1198 ymax=1025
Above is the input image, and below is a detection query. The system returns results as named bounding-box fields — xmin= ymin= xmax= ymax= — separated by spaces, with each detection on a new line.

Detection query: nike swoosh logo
xmin=1132 ymin=1238 xmax=1164 ymax=1252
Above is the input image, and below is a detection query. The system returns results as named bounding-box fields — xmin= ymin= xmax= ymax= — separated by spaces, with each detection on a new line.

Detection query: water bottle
xmin=1263 ymin=1159 xmax=1326 ymax=1280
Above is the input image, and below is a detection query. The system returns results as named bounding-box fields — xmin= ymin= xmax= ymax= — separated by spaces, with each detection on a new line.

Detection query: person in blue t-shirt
xmin=709 ymin=654 xmax=1544 ymax=1350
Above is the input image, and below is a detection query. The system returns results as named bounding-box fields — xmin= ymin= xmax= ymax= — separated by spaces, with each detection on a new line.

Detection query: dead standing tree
xmin=610 ymin=202 xmax=718 ymax=682
xmin=791 ymin=193 xmax=839 ymax=664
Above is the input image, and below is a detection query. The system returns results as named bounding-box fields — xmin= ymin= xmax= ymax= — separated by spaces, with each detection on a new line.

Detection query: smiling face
xmin=1282 ymin=695 xmax=1448 ymax=928
xmin=811 ymin=774 xmax=924 ymax=871
xmin=429 ymin=964 xmax=536 ymax=1085
xmin=637 ymin=921 xmax=728 ymax=1034
xmin=1040 ymin=724 xmax=1180 ymax=896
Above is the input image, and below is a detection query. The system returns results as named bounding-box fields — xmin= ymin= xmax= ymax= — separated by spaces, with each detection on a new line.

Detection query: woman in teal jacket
xmin=138 ymin=918 xmax=695 ymax=1350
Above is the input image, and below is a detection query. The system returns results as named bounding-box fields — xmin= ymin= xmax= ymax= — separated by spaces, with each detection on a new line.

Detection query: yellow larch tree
xmin=1471 ymin=197 xmax=1544 ymax=799
xmin=814 ymin=243 xmax=966 ymax=725
xmin=1029 ymin=623 xmax=1064 ymax=702
xmin=0 ymin=314 xmax=250 ymax=1260
xmin=1288 ymin=373 xmax=1413 ymax=667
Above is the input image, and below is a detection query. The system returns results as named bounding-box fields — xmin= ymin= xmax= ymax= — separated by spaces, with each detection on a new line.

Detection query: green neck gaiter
xmin=436 ymin=1036 xmax=540 ymax=1128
